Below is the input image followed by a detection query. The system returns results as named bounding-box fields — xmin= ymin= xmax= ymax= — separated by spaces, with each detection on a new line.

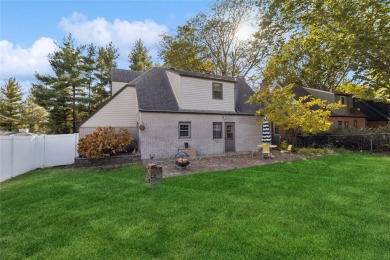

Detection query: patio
xmin=143 ymin=150 xmax=306 ymax=178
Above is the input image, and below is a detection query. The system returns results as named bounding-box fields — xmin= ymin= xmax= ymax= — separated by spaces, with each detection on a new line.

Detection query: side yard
xmin=1 ymin=153 xmax=389 ymax=259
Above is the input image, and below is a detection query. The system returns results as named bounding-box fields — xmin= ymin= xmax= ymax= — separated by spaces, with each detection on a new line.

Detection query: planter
xmin=74 ymin=154 xmax=141 ymax=167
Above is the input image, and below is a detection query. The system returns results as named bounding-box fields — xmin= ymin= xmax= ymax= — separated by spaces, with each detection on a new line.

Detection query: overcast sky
xmin=0 ymin=0 xmax=211 ymax=92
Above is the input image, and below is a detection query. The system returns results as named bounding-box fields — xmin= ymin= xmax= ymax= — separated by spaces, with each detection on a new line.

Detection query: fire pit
xmin=175 ymin=152 xmax=190 ymax=168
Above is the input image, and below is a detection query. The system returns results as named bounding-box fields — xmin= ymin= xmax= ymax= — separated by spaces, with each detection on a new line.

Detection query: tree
xmin=258 ymin=0 xmax=390 ymax=95
xmin=128 ymin=39 xmax=153 ymax=72
xmin=21 ymin=93 xmax=48 ymax=133
xmin=0 ymin=78 xmax=24 ymax=131
xmin=262 ymin=35 xmax=353 ymax=91
xmin=94 ymin=42 xmax=119 ymax=108
xmin=336 ymin=83 xmax=390 ymax=103
xmin=81 ymin=43 xmax=97 ymax=115
xmin=159 ymin=0 xmax=271 ymax=80
xmin=248 ymin=84 xmax=345 ymax=144
xmin=32 ymin=34 xmax=86 ymax=134
xmin=159 ymin=25 xmax=214 ymax=72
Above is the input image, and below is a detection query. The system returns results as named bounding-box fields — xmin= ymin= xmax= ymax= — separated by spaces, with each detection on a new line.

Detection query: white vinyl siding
xmin=180 ymin=77 xmax=235 ymax=111
xmin=112 ymin=82 xmax=127 ymax=95
xmin=81 ymin=87 xmax=138 ymax=127
xmin=166 ymin=71 xmax=181 ymax=104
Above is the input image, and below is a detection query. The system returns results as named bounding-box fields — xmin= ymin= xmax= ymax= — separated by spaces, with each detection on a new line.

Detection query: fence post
xmin=370 ymin=134 xmax=373 ymax=153
xmin=43 ymin=135 xmax=46 ymax=167
xmin=10 ymin=136 xmax=14 ymax=178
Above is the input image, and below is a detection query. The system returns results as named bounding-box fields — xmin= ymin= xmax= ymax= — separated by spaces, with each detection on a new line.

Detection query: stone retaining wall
xmin=74 ymin=154 xmax=141 ymax=167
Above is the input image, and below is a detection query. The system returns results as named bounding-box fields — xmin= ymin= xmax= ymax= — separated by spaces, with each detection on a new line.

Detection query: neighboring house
xmin=355 ymin=101 xmax=389 ymax=128
xmin=294 ymin=86 xmax=367 ymax=130
xmin=271 ymin=85 xmax=368 ymax=139
xmin=79 ymin=67 xmax=262 ymax=159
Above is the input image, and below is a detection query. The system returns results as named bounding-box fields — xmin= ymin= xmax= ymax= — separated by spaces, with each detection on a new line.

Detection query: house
xmin=294 ymin=86 xmax=367 ymax=129
xmin=79 ymin=67 xmax=262 ymax=159
xmin=354 ymin=100 xmax=389 ymax=128
xmin=270 ymin=85 xmax=368 ymax=139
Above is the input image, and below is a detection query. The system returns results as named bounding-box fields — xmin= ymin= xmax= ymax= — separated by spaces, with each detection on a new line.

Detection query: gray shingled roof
xmin=130 ymin=67 xmax=180 ymax=112
xmin=291 ymin=85 xmax=367 ymax=117
xmin=131 ymin=67 xmax=260 ymax=115
xmin=235 ymin=77 xmax=263 ymax=114
xmin=355 ymin=101 xmax=389 ymax=121
xmin=111 ymin=68 xmax=144 ymax=83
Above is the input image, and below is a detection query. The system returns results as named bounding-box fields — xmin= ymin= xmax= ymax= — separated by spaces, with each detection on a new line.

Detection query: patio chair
xmin=262 ymin=144 xmax=271 ymax=160
xmin=280 ymin=144 xmax=293 ymax=158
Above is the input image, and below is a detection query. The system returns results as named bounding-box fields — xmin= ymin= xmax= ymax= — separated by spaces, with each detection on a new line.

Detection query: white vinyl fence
xmin=0 ymin=134 xmax=79 ymax=182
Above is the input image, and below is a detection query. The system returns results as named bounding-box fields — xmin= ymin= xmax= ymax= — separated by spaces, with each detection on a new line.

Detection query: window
xmin=344 ymin=121 xmax=349 ymax=129
xmin=213 ymin=122 xmax=222 ymax=139
xmin=353 ymin=120 xmax=358 ymax=128
xmin=212 ymin=82 xmax=223 ymax=99
xmin=340 ymin=96 xmax=345 ymax=104
xmin=338 ymin=121 xmax=343 ymax=128
xmin=178 ymin=122 xmax=191 ymax=139
xmin=226 ymin=124 xmax=233 ymax=139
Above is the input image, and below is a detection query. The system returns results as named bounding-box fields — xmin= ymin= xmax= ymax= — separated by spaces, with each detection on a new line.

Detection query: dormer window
xmin=212 ymin=82 xmax=223 ymax=100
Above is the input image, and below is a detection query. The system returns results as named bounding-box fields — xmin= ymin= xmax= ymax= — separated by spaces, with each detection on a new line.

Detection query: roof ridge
xmin=128 ymin=67 xmax=155 ymax=84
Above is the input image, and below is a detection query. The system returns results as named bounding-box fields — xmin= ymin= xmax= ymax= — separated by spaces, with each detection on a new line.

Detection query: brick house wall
xmin=272 ymin=116 xmax=367 ymax=142
xmin=366 ymin=121 xmax=388 ymax=128
xmin=138 ymin=112 xmax=262 ymax=160
xmin=330 ymin=116 xmax=366 ymax=129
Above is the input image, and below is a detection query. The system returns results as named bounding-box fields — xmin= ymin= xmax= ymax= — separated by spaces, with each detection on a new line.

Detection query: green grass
xmin=1 ymin=153 xmax=389 ymax=259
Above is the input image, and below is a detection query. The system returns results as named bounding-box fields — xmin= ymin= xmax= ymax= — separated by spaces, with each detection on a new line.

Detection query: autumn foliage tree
xmin=77 ymin=126 xmax=133 ymax=158
xmin=248 ymin=84 xmax=345 ymax=144
xmin=259 ymin=0 xmax=390 ymax=98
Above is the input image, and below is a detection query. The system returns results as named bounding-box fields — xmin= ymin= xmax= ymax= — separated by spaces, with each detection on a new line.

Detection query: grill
xmin=175 ymin=152 xmax=190 ymax=168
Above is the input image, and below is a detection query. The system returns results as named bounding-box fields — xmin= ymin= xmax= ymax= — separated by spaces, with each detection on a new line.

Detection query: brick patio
xmin=142 ymin=151 xmax=307 ymax=178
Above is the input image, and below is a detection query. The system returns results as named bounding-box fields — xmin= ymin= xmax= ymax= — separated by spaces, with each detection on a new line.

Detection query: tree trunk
xmin=72 ymin=85 xmax=77 ymax=133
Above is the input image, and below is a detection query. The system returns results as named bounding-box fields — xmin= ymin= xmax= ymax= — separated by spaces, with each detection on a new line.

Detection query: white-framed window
xmin=212 ymin=82 xmax=223 ymax=100
xmin=213 ymin=122 xmax=222 ymax=139
xmin=179 ymin=122 xmax=191 ymax=139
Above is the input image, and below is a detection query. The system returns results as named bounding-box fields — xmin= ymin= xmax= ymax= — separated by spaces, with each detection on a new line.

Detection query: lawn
xmin=1 ymin=153 xmax=389 ymax=259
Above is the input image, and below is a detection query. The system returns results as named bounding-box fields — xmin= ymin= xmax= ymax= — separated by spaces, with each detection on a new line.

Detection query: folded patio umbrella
xmin=262 ymin=117 xmax=272 ymax=143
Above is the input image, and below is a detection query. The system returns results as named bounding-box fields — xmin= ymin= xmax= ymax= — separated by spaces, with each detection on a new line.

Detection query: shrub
xmin=297 ymin=148 xmax=335 ymax=156
xmin=78 ymin=127 xmax=133 ymax=158
xmin=280 ymin=140 xmax=288 ymax=150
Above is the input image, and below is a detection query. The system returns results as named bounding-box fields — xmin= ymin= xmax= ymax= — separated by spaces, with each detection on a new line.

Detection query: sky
xmin=0 ymin=0 xmax=212 ymax=92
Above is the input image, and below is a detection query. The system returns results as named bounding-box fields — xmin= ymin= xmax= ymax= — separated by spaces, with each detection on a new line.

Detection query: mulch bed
xmin=143 ymin=151 xmax=309 ymax=178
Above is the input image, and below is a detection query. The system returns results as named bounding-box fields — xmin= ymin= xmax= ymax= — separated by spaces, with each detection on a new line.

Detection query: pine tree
xmin=128 ymin=39 xmax=153 ymax=72
xmin=94 ymin=42 xmax=119 ymax=109
xmin=32 ymin=34 xmax=86 ymax=134
xmin=81 ymin=44 xmax=97 ymax=115
xmin=0 ymin=78 xmax=24 ymax=131
xmin=21 ymin=93 xmax=48 ymax=133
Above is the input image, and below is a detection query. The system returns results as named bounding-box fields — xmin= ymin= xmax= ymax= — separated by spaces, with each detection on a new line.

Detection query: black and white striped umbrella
xmin=262 ymin=117 xmax=272 ymax=143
